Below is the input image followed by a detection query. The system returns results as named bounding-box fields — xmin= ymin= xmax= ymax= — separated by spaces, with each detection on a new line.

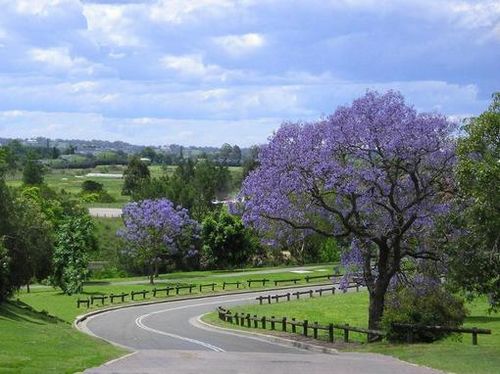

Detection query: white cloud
xmin=30 ymin=47 xmax=88 ymax=70
xmin=69 ymin=81 xmax=99 ymax=93
xmin=26 ymin=48 xmax=108 ymax=77
xmin=82 ymin=3 xmax=141 ymax=47
xmin=214 ymin=33 xmax=265 ymax=56
xmin=13 ymin=0 xmax=81 ymax=16
xmin=160 ymin=54 xmax=240 ymax=81
xmin=149 ymin=0 xmax=237 ymax=24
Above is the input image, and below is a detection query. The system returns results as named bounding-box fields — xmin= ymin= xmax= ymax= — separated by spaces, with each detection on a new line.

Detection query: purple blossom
xmin=119 ymin=199 xmax=200 ymax=267
xmin=239 ymin=91 xmax=457 ymax=317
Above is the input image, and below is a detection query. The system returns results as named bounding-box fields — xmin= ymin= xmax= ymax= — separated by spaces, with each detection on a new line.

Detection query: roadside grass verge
xmin=0 ymin=301 xmax=125 ymax=373
xmin=202 ymin=292 xmax=500 ymax=374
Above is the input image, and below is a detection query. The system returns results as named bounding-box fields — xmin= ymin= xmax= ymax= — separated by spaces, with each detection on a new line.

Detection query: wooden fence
xmin=256 ymin=283 xmax=359 ymax=305
xmin=392 ymin=323 xmax=492 ymax=345
xmin=217 ymin=306 xmax=384 ymax=343
xmin=76 ymin=273 xmax=349 ymax=309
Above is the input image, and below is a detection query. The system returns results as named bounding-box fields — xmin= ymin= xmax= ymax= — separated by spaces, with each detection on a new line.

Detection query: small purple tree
xmin=241 ymin=91 xmax=456 ymax=333
xmin=119 ymin=199 xmax=200 ymax=284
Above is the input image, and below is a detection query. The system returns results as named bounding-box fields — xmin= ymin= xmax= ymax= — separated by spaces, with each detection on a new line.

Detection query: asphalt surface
xmin=88 ymin=208 xmax=123 ymax=218
xmin=80 ymin=286 xmax=441 ymax=373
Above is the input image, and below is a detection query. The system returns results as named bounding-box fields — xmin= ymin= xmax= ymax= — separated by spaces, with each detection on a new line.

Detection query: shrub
xmin=382 ymin=276 xmax=467 ymax=342
xmin=82 ymin=180 xmax=103 ymax=193
xmin=319 ymin=237 xmax=341 ymax=263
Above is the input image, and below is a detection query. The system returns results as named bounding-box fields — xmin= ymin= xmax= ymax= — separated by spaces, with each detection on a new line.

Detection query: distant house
xmin=140 ymin=157 xmax=152 ymax=164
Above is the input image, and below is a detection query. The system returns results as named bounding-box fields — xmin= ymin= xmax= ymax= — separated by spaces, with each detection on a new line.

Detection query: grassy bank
xmin=202 ymin=292 xmax=499 ymax=374
xmin=0 ymin=301 xmax=125 ymax=373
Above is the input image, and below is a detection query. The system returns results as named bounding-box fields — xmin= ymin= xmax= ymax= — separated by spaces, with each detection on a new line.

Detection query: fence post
xmin=332 ymin=287 xmax=336 ymax=295
xmin=313 ymin=322 xmax=318 ymax=339
xmin=235 ymin=313 xmax=239 ymax=325
xmin=292 ymin=318 xmax=296 ymax=333
xmin=296 ymin=292 xmax=300 ymax=300
xmin=267 ymin=295 xmax=271 ymax=304
xmin=258 ymin=296 xmax=263 ymax=305
xmin=261 ymin=316 xmax=266 ymax=329
xmin=309 ymin=290 xmax=313 ymax=298
xmin=287 ymin=293 xmax=291 ymax=301
xmin=282 ymin=317 xmax=287 ymax=332
xmin=254 ymin=315 xmax=258 ymax=328
xmin=303 ymin=320 xmax=308 ymax=337
xmin=271 ymin=316 xmax=275 ymax=330
xmin=406 ymin=327 xmax=413 ymax=344
xmin=344 ymin=324 xmax=349 ymax=343
xmin=329 ymin=323 xmax=334 ymax=343
xmin=247 ymin=314 xmax=251 ymax=328
xmin=240 ymin=313 xmax=245 ymax=327
xmin=472 ymin=328 xmax=478 ymax=345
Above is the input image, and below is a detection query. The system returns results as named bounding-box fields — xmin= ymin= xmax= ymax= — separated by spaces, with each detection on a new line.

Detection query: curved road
xmin=80 ymin=287 xmax=440 ymax=373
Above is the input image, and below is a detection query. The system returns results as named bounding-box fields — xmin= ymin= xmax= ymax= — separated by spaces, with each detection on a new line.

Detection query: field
xmin=6 ymin=165 xmax=244 ymax=208
xmin=203 ymin=292 xmax=500 ymax=374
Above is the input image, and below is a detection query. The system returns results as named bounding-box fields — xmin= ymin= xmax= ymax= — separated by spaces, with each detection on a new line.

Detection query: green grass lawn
xmin=203 ymin=292 xmax=500 ymax=374
xmin=0 ymin=301 xmax=125 ymax=374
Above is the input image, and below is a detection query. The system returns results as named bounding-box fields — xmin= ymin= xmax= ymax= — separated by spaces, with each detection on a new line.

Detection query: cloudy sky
xmin=0 ymin=0 xmax=498 ymax=146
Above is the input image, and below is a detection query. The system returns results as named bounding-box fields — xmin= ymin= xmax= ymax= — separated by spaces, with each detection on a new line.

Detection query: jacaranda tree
xmin=119 ymin=199 xmax=200 ymax=284
xmin=241 ymin=91 xmax=456 ymax=333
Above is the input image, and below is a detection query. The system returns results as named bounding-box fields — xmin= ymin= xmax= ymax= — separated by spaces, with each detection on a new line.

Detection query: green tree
xmin=241 ymin=145 xmax=260 ymax=179
xmin=200 ymin=210 xmax=259 ymax=269
xmin=22 ymin=152 xmax=44 ymax=185
xmin=0 ymin=239 xmax=10 ymax=302
xmin=449 ymin=92 xmax=500 ymax=308
xmin=133 ymin=158 xmax=232 ymax=220
xmin=122 ymin=156 xmax=151 ymax=195
xmin=52 ymin=215 xmax=96 ymax=294
xmin=8 ymin=196 xmax=54 ymax=292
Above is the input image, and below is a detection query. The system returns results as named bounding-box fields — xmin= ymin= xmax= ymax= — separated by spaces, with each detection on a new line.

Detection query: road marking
xmin=134 ymin=296 xmax=254 ymax=352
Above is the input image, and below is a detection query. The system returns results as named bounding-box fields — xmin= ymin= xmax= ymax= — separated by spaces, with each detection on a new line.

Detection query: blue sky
xmin=0 ymin=0 xmax=498 ymax=146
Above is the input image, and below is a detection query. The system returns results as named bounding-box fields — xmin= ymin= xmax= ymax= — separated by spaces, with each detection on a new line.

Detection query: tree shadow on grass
xmin=80 ymin=291 xmax=107 ymax=296
xmin=83 ymin=281 xmax=111 ymax=286
xmin=466 ymin=315 xmax=500 ymax=323
xmin=0 ymin=301 xmax=65 ymax=325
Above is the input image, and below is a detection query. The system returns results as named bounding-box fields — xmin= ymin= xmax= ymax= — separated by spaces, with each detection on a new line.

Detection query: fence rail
xmin=217 ymin=306 xmax=384 ymax=343
xmin=257 ymin=283 xmax=359 ymax=305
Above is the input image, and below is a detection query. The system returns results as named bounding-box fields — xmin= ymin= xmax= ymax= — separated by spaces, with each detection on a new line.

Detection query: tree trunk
xmin=149 ymin=262 xmax=155 ymax=285
xmin=368 ymin=289 xmax=385 ymax=341
xmin=26 ymin=283 xmax=30 ymax=293
xmin=154 ymin=259 xmax=159 ymax=279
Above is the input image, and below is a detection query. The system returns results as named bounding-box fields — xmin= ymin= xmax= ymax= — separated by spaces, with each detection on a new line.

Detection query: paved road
xmin=80 ymin=286 xmax=440 ymax=373
xmin=88 ymin=208 xmax=123 ymax=218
